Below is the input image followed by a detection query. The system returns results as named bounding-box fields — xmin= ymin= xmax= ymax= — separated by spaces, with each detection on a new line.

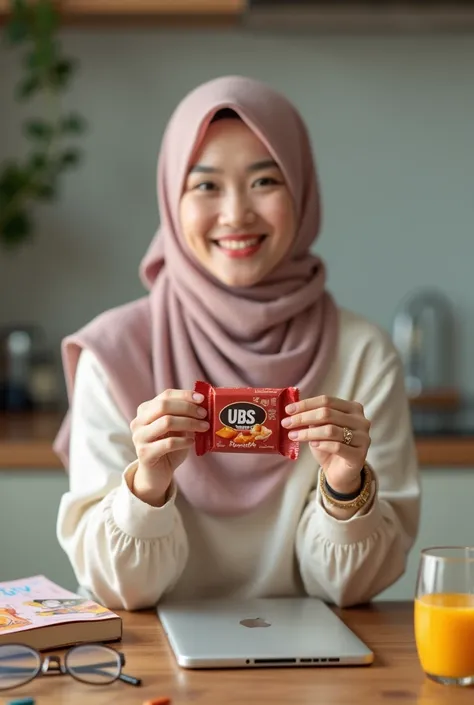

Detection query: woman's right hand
xmin=130 ymin=389 xmax=209 ymax=507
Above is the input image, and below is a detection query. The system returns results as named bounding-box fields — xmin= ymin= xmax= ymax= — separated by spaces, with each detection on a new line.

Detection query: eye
xmin=194 ymin=181 xmax=218 ymax=192
xmin=252 ymin=176 xmax=281 ymax=188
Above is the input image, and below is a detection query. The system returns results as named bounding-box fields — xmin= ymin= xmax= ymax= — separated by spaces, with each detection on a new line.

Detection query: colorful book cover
xmin=0 ymin=575 xmax=118 ymax=636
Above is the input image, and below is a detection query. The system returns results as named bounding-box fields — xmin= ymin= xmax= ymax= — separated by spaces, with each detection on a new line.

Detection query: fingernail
xmin=199 ymin=421 xmax=210 ymax=430
xmin=288 ymin=431 xmax=298 ymax=440
xmin=310 ymin=441 xmax=320 ymax=447
xmin=193 ymin=392 xmax=205 ymax=402
xmin=286 ymin=404 xmax=296 ymax=414
xmin=281 ymin=417 xmax=291 ymax=428
xmin=197 ymin=407 xmax=207 ymax=418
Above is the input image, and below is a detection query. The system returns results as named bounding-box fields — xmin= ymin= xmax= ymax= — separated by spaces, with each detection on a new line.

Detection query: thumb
xmin=309 ymin=443 xmax=331 ymax=469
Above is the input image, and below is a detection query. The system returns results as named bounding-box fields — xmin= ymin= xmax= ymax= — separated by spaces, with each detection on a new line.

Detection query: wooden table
xmin=2 ymin=602 xmax=473 ymax=705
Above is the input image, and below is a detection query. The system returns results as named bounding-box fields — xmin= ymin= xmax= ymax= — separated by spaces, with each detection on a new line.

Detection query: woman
xmin=55 ymin=76 xmax=420 ymax=611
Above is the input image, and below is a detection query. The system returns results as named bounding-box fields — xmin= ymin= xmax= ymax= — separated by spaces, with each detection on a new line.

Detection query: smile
xmin=212 ymin=235 xmax=267 ymax=258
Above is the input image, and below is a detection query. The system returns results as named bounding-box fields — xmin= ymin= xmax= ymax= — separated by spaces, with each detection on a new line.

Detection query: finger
xmin=138 ymin=436 xmax=195 ymax=465
xmin=133 ymin=394 xmax=207 ymax=428
xmin=287 ymin=425 xmax=369 ymax=449
xmin=134 ymin=415 xmax=209 ymax=443
xmin=282 ymin=408 xmax=369 ymax=431
xmin=285 ymin=395 xmax=356 ymax=416
xmin=158 ymin=388 xmax=205 ymax=404
xmin=310 ymin=440 xmax=365 ymax=464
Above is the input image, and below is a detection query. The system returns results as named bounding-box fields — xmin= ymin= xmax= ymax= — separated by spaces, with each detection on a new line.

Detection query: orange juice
xmin=415 ymin=593 xmax=474 ymax=678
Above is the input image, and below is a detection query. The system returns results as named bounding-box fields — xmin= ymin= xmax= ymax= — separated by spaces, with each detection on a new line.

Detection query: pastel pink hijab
xmin=54 ymin=76 xmax=338 ymax=516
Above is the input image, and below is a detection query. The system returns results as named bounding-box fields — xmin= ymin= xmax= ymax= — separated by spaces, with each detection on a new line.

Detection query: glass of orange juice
xmin=415 ymin=546 xmax=474 ymax=686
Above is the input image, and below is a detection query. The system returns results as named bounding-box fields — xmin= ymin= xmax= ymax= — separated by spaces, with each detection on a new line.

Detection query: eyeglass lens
xmin=65 ymin=644 xmax=121 ymax=684
xmin=0 ymin=645 xmax=41 ymax=690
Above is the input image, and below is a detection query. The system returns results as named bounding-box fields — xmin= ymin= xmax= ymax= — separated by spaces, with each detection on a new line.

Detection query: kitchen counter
xmin=1 ymin=412 xmax=474 ymax=469
xmin=0 ymin=411 xmax=65 ymax=468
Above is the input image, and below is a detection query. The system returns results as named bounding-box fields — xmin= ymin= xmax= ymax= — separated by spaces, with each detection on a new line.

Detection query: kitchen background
xmin=1 ymin=15 xmax=474 ymax=598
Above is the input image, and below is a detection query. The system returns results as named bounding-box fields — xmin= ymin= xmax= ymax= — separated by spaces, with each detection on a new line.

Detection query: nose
xmin=218 ymin=189 xmax=256 ymax=228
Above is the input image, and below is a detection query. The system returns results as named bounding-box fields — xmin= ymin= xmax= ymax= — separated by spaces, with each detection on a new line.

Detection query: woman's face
xmin=179 ymin=118 xmax=296 ymax=288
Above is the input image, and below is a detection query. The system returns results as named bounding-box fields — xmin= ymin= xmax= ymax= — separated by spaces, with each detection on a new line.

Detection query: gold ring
xmin=343 ymin=427 xmax=353 ymax=446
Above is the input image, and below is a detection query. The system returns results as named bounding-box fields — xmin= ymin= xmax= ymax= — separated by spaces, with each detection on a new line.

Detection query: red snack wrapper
xmin=194 ymin=381 xmax=299 ymax=460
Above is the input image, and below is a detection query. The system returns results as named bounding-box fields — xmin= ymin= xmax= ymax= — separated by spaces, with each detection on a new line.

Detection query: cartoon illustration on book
xmin=0 ymin=606 xmax=32 ymax=631
xmin=24 ymin=598 xmax=113 ymax=617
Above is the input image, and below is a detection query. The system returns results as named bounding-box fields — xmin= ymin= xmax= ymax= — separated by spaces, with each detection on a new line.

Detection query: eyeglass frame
xmin=0 ymin=642 xmax=141 ymax=690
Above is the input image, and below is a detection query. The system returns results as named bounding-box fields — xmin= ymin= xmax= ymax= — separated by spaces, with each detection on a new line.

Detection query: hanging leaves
xmin=0 ymin=0 xmax=87 ymax=250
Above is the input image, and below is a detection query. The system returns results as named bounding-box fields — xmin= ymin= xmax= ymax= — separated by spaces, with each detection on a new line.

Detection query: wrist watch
xmin=319 ymin=464 xmax=373 ymax=511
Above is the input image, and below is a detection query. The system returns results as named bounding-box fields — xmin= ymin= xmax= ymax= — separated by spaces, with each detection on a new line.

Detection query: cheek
xmin=179 ymin=197 xmax=216 ymax=247
xmin=259 ymin=193 xmax=296 ymax=247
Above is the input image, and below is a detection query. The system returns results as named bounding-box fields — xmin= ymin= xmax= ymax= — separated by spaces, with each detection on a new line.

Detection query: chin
xmin=216 ymin=269 xmax=265 ymax=288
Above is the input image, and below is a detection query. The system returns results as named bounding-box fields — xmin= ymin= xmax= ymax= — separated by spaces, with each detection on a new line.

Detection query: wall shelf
xmin=0 ymin=0 xmax=244 ymax=24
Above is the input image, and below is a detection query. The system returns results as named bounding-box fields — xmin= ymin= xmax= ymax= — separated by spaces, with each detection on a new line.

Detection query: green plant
xmin=0 ymin=0 xmax=86 ymax=250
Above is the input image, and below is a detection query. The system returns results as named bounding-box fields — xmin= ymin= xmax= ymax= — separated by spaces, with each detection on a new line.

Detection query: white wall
xmin=0 ymin=471 xmax=76 ymax=588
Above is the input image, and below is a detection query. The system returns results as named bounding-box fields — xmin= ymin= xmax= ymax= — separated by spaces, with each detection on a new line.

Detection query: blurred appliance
xmin=392 ymin=288 xmax=461 ymax=434
xmin=246 ymin=0 xmax=474 ymax=32
xmin=0 ymin=325 xmax=59 ymax=412
xmin=392 ymin=288 xmax=456 ymax=397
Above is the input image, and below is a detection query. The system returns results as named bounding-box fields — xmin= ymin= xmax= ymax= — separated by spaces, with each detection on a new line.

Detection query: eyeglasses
xmin=0 ymin=642 xmax=141 ymax=690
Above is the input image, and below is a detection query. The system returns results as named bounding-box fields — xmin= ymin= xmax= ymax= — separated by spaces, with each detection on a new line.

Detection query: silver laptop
xmin=157 ymin=597 xmax=374 ymax=669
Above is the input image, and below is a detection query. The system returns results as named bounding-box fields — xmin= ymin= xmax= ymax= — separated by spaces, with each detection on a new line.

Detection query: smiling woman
xmin=52 ymin=76 xmax=420 ymax=612
xmin=180 ymin=111 xmax=295 ymax=287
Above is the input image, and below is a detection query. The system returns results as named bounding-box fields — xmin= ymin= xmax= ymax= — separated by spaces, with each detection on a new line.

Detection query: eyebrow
xmin=189 ymin=159 xmax=279 ymax=174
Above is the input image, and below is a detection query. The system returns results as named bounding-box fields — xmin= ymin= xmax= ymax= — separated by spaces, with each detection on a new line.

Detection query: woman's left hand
xmin=281 ymin=395 xmax=371 ymax=495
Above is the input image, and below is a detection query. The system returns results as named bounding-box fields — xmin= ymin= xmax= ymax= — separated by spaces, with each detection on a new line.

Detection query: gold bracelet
xmin=319 ymin=464 xmax=373 ymax=511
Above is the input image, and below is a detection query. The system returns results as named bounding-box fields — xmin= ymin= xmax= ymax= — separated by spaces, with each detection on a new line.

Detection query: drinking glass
xmin=415 ymin=546 xmax=474 ymax=686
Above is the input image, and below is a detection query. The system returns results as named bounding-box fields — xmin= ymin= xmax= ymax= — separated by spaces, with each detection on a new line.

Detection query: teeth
xmin=218 ymin=238 xmax=261 ymax=250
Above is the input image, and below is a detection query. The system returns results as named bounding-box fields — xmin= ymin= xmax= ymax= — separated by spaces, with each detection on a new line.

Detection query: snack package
xmin=194 ymin=381 xmax=299 ymax=459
